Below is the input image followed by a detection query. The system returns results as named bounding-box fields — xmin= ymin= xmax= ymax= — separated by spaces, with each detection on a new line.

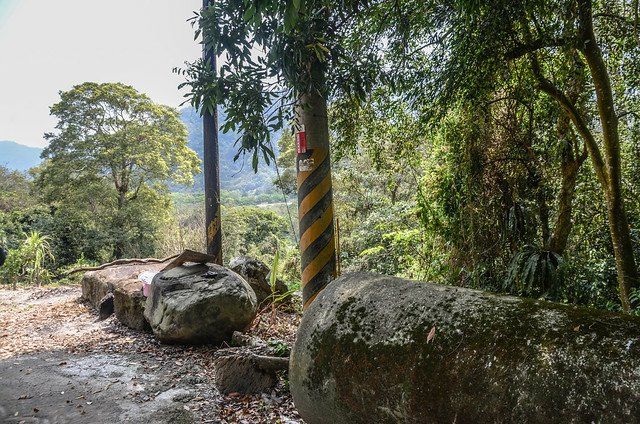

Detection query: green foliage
xmin=0 ymin=206 xmax=53 ymax=251
xmin=267 ymin=339 xmax=290 ymax=357
xmin=0 ymin=166 xmax=36 ymax=212
xmin=222 ymin=205 xmax=293 ymax=267
xmin=55 ymin=254 xmax=98 ymax=286
xmin=0 ymin=248 xmax=22 ymax=288
xmin=177 ymin=107 xmax=280 ymax=196
xmin=0 ymin=231 xmax=55 ymax=288
xmin=157 ymin=201 xmax=300 ymax=287
xmin=176 ymin=0 xmax=381 ymax=170
xmin=37 ymin=82 xmax=200 ymax=260
xmin=272 ymin=131 xmax=297 ymax=197
xmin=504 ymin=245 xmax=564 ymax=300
xmin=157 ymin=0 xmax=640 ymax=313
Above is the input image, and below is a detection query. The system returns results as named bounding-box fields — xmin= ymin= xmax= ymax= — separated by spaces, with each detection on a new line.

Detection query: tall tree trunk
xmin=547 ymin=114 xmax=587 ymax=255
xmin=296 ymin=60 xmax=337 ymax=309
xmin=537 ymin=181 xmax=550 ymax=248
xmin=532 ymin=1 xmax=639 ymax=311
xmin=203 ymin=0 xmax=223 ymax=264
xmin=113 ymin=188 xmax=127 ymax=259
xmin=577 ymin=0 xmax=639 ymax=311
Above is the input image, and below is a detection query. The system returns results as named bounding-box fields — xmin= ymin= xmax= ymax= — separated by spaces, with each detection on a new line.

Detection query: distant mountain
xmin=0 ymin=110 xmax=281 ymax=195
xmin=0 ymin=140 xmax=43 ymax=172
xmin=179 ymin=108 xmax=279 ymax=195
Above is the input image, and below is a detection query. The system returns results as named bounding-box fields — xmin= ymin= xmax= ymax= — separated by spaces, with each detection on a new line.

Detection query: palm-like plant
xmin=21 ymin=231 xmax=55 ymax=287
xmin=504 ymin=245 xmax=564 ymax=301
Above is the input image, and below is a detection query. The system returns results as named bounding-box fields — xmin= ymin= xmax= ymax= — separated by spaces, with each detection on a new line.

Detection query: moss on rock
xmin=144 ymin=263 xmax=257 ymax=345
xmin=113 ymin=279 xmax=150 ymax=332
xmin=290 ymin=273 xmax=640 ymax=424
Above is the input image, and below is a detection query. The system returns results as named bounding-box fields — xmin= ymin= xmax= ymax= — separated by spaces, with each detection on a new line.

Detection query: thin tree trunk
xmin=529 ymin=1 xmax=639 ymax=311
xmin=577 ymin=0 xmax=639 ymax=311
xmin=113 ymin=188 xmax=127 ymax=259
xmin=547 ymin=113 xmax=586 ymax=255
xmin=547 ymin=159 xmax=580 ymax=255
xmin=537 ymin=183 xmax=550 ymax=248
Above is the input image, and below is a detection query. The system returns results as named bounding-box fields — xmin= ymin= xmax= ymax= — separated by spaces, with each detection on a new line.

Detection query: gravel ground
xmin=0 ymin=286 xmax=303 ymax=424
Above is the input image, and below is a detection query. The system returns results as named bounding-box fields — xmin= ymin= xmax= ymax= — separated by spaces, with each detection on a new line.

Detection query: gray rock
xmin=114 ymin=279 xmax=150 ymax=332
xmin=213 ymin=354 xmax=278 ymax=394
xmin=144 ymin=263 xmax=257 ymax=345
xmin=229 ymin=256 xmax=289 ymax=305
xmin=81 ymin=262 xmax=167 ymax=308
xmin=290 ymin=272 xmax=640 ymax=424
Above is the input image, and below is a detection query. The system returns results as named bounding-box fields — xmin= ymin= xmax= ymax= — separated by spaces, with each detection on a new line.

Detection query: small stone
xmin=229 ymin=256 xmax=290 ymax=305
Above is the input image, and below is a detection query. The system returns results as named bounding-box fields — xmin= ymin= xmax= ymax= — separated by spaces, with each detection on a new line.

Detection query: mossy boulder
xmin=144 ymin=263 xmax=257 ymax=345
xmin=290 ymin=272 xmax=640 ymax=424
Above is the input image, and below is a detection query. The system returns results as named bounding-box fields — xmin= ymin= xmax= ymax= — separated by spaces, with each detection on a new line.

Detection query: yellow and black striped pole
xmin=296 ymin=89 xmax=337 ymax=309
xmin=202 ymin=0 xmax=222 ymax=264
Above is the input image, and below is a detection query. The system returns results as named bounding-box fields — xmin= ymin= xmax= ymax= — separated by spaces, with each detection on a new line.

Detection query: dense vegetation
xmin=0 ymin=84 xmax=299 ymax=289
xmin=3 ymin=0 xmax=640 ymax=314
xmin=178 ymin=0 xmax=640 ymax=313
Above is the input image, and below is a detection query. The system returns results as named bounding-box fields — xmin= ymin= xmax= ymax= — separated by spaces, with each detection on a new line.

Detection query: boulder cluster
xmin=81 ymin=256 xmax=285 ymax=345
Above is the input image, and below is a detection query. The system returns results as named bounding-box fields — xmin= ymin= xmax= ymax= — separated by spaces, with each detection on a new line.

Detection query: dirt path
xmin=0 ymin=287 xmax=302 ymax=423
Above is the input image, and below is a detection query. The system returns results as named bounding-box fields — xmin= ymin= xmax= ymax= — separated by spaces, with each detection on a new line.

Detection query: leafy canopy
xmin=41 ymin=82 xmax=200 ymax=203
xmin=177 ymin=0 xmax=382 ymax=170
xmin=37 ymin=82 xmax=200 ymax=259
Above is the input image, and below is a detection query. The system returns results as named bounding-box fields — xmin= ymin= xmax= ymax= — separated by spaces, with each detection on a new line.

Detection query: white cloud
xmin=0 ymin=0 xmax=201 ymax=148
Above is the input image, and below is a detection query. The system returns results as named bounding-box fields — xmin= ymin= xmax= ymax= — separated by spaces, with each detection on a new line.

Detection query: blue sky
xmin=0 ymin=0 xmax=201 ymax=148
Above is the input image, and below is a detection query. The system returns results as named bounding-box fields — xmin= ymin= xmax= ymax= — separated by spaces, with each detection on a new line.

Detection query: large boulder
xmin=81 ymin=262 xmax=167 ymax=308
xmin=144 ymin=263 xmax=257 ymax=345
xmin=114 ymin=279 xmax=151 ymax=332
xmin=290 ymin=273 xmax=640 ymax=424
xmin=229 ymin=256 xmax=289 ymax=305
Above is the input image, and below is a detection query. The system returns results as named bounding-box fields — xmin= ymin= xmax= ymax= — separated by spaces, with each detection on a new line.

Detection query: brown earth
xmin=0 ymin=286 xmax=303 ymax=424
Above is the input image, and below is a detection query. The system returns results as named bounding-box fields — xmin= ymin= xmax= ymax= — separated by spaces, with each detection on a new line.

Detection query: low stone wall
xmin=290 ymin=273 xmax=640 ymax=424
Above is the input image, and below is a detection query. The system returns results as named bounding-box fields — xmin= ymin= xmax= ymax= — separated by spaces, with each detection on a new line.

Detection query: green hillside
xmin=179 ymin=107 xmax=279 ymax=196
xmin=0 ymin=110 xmax=281 ymax=197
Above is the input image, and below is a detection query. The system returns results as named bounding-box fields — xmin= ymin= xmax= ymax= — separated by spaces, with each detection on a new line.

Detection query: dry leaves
xmin=0 ymin=286 xmax=305 ymax=423
xmin=426 ymin=326 xmax=436 ymax=344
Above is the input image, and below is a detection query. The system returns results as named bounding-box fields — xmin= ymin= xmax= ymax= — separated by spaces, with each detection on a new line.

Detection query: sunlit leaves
xmin=176 ymin=0 xmax=384 ymax=171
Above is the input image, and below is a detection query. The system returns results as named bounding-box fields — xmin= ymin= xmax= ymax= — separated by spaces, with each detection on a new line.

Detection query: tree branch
xmin=505 ymin=36 xmax=575 ymax=60
xmin=60 ymin=254 xmax=179 ymax=276
xmin=529 ymin=54 xmax=608 ymax=188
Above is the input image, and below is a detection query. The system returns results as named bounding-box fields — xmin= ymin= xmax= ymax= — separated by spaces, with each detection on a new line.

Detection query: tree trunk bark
xmin=547 ymin=152 xmax=582 ymax=255
xmin=578 ymin=0 xmax=639 ymax=311
xmin=113 ymin=188 xmax=127 ymax=259
xmin=537 ymin=182 xmax=550 ymax=247
xmin=295 ymin=60 xmax=337 ymax=309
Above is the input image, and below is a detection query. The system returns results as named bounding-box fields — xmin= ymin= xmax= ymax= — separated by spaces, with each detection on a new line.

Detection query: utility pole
xmin=295 ymin=61 xmax=337 ymax=309
xmin=202 ymin=0 xmax=222 ymax=264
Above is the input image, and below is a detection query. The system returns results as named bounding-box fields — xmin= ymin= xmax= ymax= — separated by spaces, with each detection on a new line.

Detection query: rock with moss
xmin=114 ymin=279 xmax=150 ymax=332
xmin=229 ymin=256 xmax=289 ymax=305
xmin=144 ymin=263 xmax=257 ymax=345
xmin=290 ymin=272 xmax=640 ymax=424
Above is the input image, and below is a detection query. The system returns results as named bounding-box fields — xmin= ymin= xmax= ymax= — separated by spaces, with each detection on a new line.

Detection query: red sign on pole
xmin=296 ymin=126 xmax=307 ymax=154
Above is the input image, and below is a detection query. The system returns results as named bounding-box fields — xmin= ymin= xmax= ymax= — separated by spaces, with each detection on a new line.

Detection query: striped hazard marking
xmin=297 ymin=148 xmax=337 ymax=308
